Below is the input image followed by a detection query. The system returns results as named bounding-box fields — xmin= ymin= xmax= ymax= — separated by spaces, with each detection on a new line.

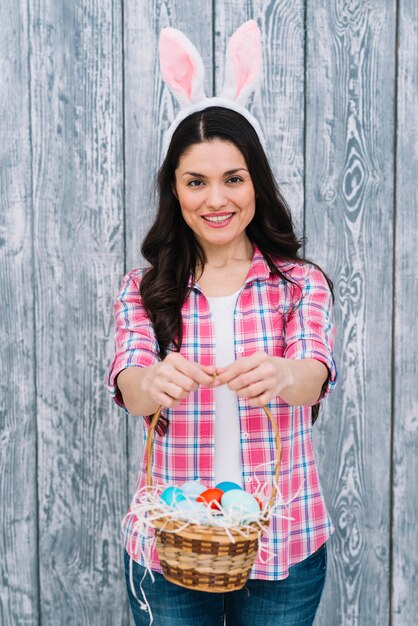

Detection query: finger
xmin=186 ymin=363 xmax=217 ymax=386
xmin=167 ymin=355 xmax=217 ymax=386
xmin=219 ymin=352 xmax=269 ymax=381
xmin=215 ymin=359 xmax=258 ymax=386
xmin=201 ymin=364 xmax=217 ymax=378
xmin=158 ymin=381 xmax=188 ymax=401
xmin=234 ymin=379 xmax=270 ymax=399
xmin=159 ymin=370 xmax=199 ymax=395
xmin=226 ymin=370 xmax=261 ymax=391
xmin=153 ymin=391 xmax=183 ymax=409
xmin=247 ymin=392 xmax=272 ymax=408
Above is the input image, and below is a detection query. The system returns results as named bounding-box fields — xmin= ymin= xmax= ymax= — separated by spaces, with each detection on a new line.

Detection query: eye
xmin=187 ymin=179 xmax=204 ymax=188
xmin=227 ymin=176 xmax=243 ymax=184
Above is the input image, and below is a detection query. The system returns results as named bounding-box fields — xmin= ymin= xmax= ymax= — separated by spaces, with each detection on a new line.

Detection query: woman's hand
xmin=214 ymin=352 xmax=328 ymax=407
xmin=145 ymin=352 xmax=216 ymax=408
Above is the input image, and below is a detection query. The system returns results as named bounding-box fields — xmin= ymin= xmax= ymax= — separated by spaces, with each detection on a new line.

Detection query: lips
xmin=202 ymin=212 xmax=234 ymax=224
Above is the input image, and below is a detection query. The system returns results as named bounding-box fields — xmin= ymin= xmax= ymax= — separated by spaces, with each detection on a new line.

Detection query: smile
xmin=202 ymin=213 xmax=234 ymax=223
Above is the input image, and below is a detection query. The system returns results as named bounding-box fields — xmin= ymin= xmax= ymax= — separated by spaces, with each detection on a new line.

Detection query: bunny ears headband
xmin=159 ymin=20 xmax=265 ymax=155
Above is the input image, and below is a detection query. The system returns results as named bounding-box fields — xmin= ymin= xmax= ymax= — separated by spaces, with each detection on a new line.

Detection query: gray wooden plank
xmin=306 ymin=2 xmax=396 ymax=625
xmin=123 ymin=0 xmax=214 ymax=542
xmin=392 ymin=0 xmax=418 ymax=622
xmin=0 ymin=2 xmax=39 ymax=624
xmin=124 ymin=0 xmax=215 ymax=272
xmin=214 ymin=0 xmax=306 ymax=233
xmin=123 ymin=5 xmax=213 ymax=622
xmin=29 ymin=1 xmax=128 ymax=623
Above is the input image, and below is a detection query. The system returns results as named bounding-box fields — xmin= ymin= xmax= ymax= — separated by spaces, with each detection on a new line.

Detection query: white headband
xmin=159 ymin=20 xmax=266 ymax=156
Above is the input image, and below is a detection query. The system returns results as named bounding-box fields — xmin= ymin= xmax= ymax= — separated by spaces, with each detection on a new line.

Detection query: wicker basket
xmin=145 ymin=404 xmax=282 ymax=592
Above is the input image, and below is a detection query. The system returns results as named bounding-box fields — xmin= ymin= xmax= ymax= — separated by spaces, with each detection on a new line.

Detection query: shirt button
xmin=237 ymin=346 xmax=244 ymax=353
xmin=243 ymin=432 xmax=249 ymax=439
xmin=245 ymin=476 xmax=252 ymax=483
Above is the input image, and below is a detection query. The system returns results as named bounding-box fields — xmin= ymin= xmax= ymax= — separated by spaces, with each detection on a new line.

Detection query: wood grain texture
xmin=123 ymin=0 xmax=213 ymax=509
xmin=0 ymin=2 xmax=39 ymax=624
xmin=29 ymin=1 xmax=128 ymax=623
xmin=1 ymin=1 xmax=415 ymax=624
xmin=306 ymin=2 xmax=395 ymax=624
xmin=215 ymin=0 xmax=305 ymax=233
xmin=392 ymin=0 xmax=418 ymax=622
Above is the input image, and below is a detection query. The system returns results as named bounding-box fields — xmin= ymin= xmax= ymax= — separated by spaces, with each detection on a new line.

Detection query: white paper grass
xmin=122 ymin=461 xmax=306 ymax=626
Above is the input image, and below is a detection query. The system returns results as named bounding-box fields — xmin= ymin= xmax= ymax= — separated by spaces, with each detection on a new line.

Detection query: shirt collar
xmin=244 ymin=245 xmax=271 ymax=285
xmin=188 ymin=245 xmax=294 ymax=291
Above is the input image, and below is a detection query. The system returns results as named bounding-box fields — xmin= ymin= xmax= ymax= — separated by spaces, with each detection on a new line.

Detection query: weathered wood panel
xmin=29 ymin=1 xmax=128 ymax=623
xmin=306 ymin=2 xmax=395 ymax=625
xmin=215 ymin=0 xmax=305 ymax=232
xmin=1 ymin=1 xmax=417 ymax=624
xmin=392 ymin=0 xmax=418 ymax=622
xmin=0 ymin=2 xmax=39 ymax=624
xmin=117 ymin=2 xmax=214 ymax=623
xmin=123 ymin=0 xmax=213 ymax=509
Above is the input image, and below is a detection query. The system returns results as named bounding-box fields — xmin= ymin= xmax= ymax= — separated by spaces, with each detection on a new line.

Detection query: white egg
xmin=179 ymin=480 xmax=207 ymax=499
xmin=174 ymin=499 xmax=208 ymax=522
xmin=221 ymin=489 xmax=260 ymax=523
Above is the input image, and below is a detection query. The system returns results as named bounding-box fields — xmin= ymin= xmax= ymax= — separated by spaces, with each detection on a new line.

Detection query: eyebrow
xmin=180 ymin=167 xmax=249 ymax=178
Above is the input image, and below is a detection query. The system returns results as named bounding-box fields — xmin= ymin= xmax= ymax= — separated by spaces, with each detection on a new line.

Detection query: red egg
xmin=197 ymin=488 xmax=224 ymax=510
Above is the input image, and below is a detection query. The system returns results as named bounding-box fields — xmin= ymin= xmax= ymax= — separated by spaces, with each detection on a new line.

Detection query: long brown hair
xmin=140 ymin=107 xmax=333 ymax=435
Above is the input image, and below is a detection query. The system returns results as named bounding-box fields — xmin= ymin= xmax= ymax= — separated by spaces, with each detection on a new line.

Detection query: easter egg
xmin=221 ymin=489 xmax=260 ymax=521
xmin=215 ymin=481 xmax=243 ymax=493
xmin=179 ymin=480 xmax=207 ymax=499
xmin=197 ymin=488 xmax=224 ymax=510
xmin=174 ymin=499 xmax=208 ymax=522
xmin=160 ymin=486 xmax=186 ymax=507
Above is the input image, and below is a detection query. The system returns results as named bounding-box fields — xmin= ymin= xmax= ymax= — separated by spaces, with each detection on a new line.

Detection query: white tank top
xmin=206 ymin=290 xmax=243 ymax=488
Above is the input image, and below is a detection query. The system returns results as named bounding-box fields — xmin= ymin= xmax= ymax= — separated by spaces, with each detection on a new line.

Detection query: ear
xmin=220 ymin=20 xmax=262 ymax=105
xmin=159 ymin=27 xmax=206 ymax=108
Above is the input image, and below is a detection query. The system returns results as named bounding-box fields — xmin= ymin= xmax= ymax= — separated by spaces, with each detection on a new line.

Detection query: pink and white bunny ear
xmin=159 ymin=27 xmax=206 ymax=108
xmin=220 ymin=20 xmax=262 ymax=105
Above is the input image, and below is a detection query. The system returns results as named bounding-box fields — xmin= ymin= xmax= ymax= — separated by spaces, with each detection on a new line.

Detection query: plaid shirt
xmin=106 ymin=246 xmax=338 ymax=580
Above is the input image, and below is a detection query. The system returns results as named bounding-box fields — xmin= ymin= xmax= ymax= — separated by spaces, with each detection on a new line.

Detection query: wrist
xmin=274 ymin=357 xmax=326 ymax=406
xmin=138 ymin=364 xmax=160 ymax=415
xmin=273 ymin=357 xmax=296 ymax=403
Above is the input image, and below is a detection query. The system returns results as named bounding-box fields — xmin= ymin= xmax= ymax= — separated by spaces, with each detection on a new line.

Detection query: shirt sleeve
xmin=283 ymin=264 xmax=338 ymax=402
xmin=105 ymin=269 xmax=160 ymax=410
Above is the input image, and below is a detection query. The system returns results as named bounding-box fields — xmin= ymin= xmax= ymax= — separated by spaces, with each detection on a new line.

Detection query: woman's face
xmin=173 ymin=139 xmax=256 ymax=252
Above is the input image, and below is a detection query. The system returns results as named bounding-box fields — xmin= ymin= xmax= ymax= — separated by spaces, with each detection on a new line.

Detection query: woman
xmin=106 ymin=105 xmax=338 ymax=625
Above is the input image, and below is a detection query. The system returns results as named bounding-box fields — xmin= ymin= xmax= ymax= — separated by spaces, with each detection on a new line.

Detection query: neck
xmin=198 ymin=236 xmax=254 ymax=270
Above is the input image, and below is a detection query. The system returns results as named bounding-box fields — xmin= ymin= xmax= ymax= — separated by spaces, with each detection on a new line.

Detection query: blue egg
xmin=221 ymin=489 xmax=260 ymax=522
xmin=215 ymin=481 xmax=243 ymax=493
xmin=160 ymin=486 xmax=187 ymax=507
xmin=179 ymin=480 xmax=207 ymax=499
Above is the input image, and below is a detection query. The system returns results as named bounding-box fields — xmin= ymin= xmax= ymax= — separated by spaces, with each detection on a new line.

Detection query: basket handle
xmin=145 ymin=404 xmax=282 ymax=511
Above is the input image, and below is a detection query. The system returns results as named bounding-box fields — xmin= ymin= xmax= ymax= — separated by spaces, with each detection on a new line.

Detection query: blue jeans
xmin=124 ymin=542 xmax=327 ymax=626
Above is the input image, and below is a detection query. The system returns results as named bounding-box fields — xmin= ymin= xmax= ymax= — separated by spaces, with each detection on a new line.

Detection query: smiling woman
xmin=105 ymin=20 xmax=338 ymax=626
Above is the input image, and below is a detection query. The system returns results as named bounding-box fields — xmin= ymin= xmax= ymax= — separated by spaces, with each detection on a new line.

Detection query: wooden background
xmin=1 ymin=0 xmax=416 ymax=624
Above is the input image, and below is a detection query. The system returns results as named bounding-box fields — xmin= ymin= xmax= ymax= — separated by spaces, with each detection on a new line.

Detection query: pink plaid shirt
xmin=106 ymin=246 xmax=338 ymax=580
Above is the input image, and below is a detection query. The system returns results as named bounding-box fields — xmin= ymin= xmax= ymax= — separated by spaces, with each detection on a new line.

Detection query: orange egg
xmin=197 ymin=488 xmax=224 ymax=510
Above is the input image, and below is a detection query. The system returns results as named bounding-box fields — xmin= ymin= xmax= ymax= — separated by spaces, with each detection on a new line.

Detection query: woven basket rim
xmin=151 ymin=510 xmax=269 ymax=541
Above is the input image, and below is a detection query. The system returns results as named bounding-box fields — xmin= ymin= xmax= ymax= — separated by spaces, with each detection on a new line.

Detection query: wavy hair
xmin=140 ymin=107 xmax=333 ymax=435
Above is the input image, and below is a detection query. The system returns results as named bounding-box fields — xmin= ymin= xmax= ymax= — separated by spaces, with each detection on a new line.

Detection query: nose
xmin=205 ymin=184 xmax=228 ymax=209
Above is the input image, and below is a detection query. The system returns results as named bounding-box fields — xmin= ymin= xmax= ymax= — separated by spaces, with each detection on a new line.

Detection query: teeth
xmin=203 ymin=214 xmax=233 ymax=223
